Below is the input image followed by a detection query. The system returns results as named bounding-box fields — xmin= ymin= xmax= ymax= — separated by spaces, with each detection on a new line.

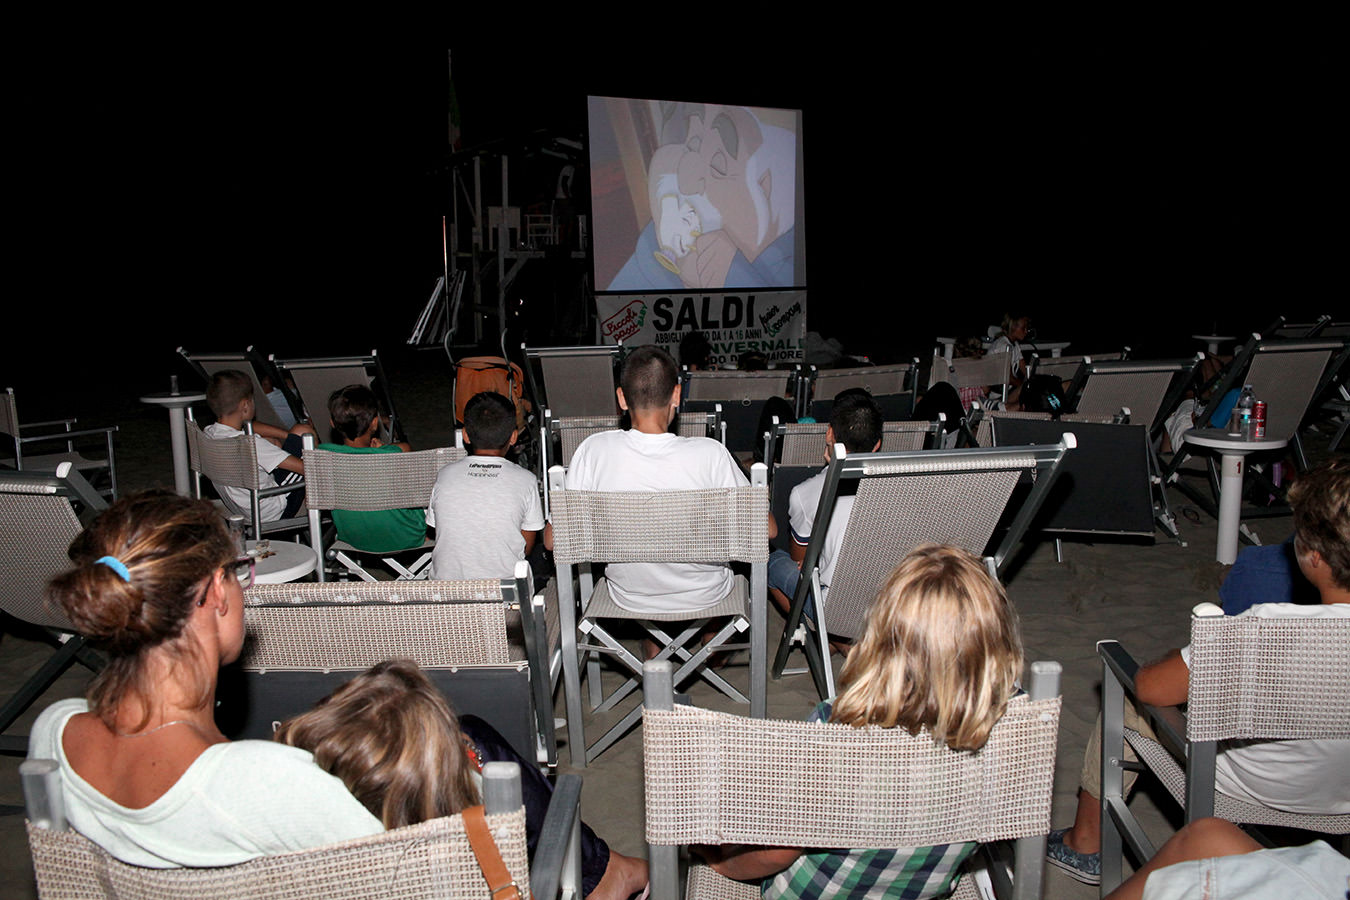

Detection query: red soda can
xmin=1254 ymin=401 xmax=1267 ymax=438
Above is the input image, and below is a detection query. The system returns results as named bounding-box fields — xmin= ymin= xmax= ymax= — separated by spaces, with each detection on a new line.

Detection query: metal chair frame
xmin=178 ymin=346 xmax=303 ymax=432
xmin=801 ymin=361 xmax=919 ymax=421
xmin=184 ymin=411 xmax=307 ymax=540
xmin=272 ymin=351 xmax=401 ymax=444
xmin=2 ymin=387 xmax=119 ymax=499
xmin=522 ymin=344 xmax=623 ymax=419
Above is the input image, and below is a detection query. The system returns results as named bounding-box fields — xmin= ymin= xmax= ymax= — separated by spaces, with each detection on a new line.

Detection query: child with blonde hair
xmin=698 ymin=544 xmax=1024 ymax=899
xmin=275 ymin=659 xmax=648 ymax=900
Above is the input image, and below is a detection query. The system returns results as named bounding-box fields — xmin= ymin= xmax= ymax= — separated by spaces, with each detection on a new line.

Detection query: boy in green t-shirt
xmin=317 ymin=385 xmax=426 ymax=553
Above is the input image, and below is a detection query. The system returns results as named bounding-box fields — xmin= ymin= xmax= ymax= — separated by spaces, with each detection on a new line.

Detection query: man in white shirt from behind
xmin=565 ymin=345 xmax=775 ymax=614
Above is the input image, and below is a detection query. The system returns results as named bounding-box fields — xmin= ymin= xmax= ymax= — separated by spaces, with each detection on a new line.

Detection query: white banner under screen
xmin=595 ymin=292 xmax=807 ymax=368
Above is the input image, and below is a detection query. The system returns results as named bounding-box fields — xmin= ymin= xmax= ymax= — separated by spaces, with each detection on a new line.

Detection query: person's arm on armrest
xmin=252 ymin=421 xmax=290 ymax=443
xmin=1135 ymin=649 xmax=1190 ymax=707
xmin=694 ymin=845 xmax=802 ymax=881
xmin=522 ymin=529 xmax=537 ymax=555
xmin=276 ymin=453 xmax=304 ymax=476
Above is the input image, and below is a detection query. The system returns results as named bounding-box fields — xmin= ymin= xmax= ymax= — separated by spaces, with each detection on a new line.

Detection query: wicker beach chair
xmin=178 ymin=346 xmax=301 ymax=431
xmin=765 ymin=418 xmax=942 ymax=467
xmin=231 ymin=566 xmax=557 ymax=767
xmin=681 ymin=369 xmax=798 ymax=454
xmin=2 ymin=387 xmax=119 ymax=499
xmin=1062 ymin=355 xmax=1204 ymax=445
xmin=22 ymin=759 xmax=582 ymax=900
xmin=802 ymin=362 xmax=918 ymax=421
xmin=642 ymin=659 xmax=1064 ymax=900
xmin=272 ymin=351 xmax=402 ymax=444
xmin=522 ymin=345 xmax=623 ymax=419
xmin=300 ymin=435 xmax=464 ymax=581
xmin=772 ymin=438 xmax=1075 ymax=699
xmin=1163 ymin=337 xmax=1340 ymax=529
xmin=0 ymin=465 xmax=106 ymax=755
xmin=184 ymin=414 xmax=307 ymax=540
xmin=1097 ymin=605 xmax=1350 ymax=894
xmin=928 ymin=348 xmax=1013 ymax=409
xmin=548 ymin=465 xmax=770 ymax=767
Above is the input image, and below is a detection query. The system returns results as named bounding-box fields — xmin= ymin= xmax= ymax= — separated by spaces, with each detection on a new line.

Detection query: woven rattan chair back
xmin=0 ymin=475 xmax=86 ymax=632
xmin=26 ymin=810 xmax=529 ymax=900
xmin=806 ymin=363 xmax=916 ymax=420
xmin=1072 ymin=360 xmax=1193 ymax=431
xmin=302 ymin=445 xmax=463 ymax=512
xmin=1185 ymin=613 xmax=1350 ymax=743
xmin=642 ymin=659 xmax=1062 ymax=900
xmin=535 ymin=350 xmax=620 ymax=418
xmin=928 ymin=349 xmax=1012 ymax=391
xmin=771 ymin=421 xmax=939 ymax=466
xmin=186 ymin=420 xmax=263 ymax=491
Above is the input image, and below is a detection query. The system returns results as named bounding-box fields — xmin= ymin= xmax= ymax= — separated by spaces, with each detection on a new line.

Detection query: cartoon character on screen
xmin=609 ymin=103 xmax=797 ymax=292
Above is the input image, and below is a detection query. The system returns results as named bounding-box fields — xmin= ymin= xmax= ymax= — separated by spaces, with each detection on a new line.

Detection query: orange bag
xmin=453 ymin=357 xmax=529 ymax=428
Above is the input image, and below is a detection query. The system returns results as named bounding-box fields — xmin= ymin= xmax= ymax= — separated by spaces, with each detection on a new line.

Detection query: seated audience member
xmin=1102 ymin=816 xmax=1349 ymax=900
xmin=1220 ymin=535 xmax=1321 ymax=614
xmin=565 ymin=345 xmax=772 ymax=614
xmin=28 ymin=492 xmax=382 ymax=867
xmin=315 ymin=384 xmax=425 ymax=554
xmin=427 ymin=391 xmax=545 ymax=580
xmin=987 ymin=312 xmax=1032 ymax=409
xmin=696 ymin=545 xmax=1025 ymax=899
xmin=767 ymin=390 xmax=883 ymax=621
xmin=204 ymin=369 xmax=315 ymax=522
xmin=1047 ymin=456 xmax=1350 ymax=885
xmin=679 ymin=329 xmax=714 ymax=370
xmin=275 ymin=659 xmax=649 ymax=900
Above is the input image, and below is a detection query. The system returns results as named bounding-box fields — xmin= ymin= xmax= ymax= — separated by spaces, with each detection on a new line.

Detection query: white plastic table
xmin=1032 ymin=341 xmax=1071 ymax=357
xmin=246 ymin=539 xmax=318 ymax=584
xmin=1191 ymin=334 xmax=1235 ymax=355
xmin=1182 ymin=428 xmax=1289 ymax=564
xmin=139 ymin=391 xmax=206 ymax=496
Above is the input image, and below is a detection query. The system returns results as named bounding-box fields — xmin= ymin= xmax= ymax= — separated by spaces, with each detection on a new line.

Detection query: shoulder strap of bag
xmin=461 ymin=804 xmax=526 ymax=900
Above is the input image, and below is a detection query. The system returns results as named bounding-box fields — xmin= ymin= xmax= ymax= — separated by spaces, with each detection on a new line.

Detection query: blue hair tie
xmin=95 ymin=556 xmax=131 ymax=583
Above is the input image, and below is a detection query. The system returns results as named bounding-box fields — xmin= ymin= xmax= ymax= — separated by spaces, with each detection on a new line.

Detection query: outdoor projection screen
xmin=588 ymin=96 xmax=806 ymax=293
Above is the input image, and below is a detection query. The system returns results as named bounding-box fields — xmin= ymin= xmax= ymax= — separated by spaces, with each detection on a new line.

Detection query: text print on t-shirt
xmin=467 ymin=461 xmax=502 ymax=478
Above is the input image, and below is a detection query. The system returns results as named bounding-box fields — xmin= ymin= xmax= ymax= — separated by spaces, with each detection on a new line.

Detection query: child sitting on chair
xmin=426 ymin=391 xmax=545 ymax=580
xmin=205 ymin=369 xmax=315 ymax=522
xmin=317 ymin=384 xmax=424 ymax=554
xmin=697 ymin=544 xmax=1025 ymax=899
xmin=274 ymin=659 xmax=649 ymax=900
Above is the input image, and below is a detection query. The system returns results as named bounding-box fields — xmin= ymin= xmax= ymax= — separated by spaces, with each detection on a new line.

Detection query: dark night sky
xmin=10 ymin=30 xmax=1340 ymax=416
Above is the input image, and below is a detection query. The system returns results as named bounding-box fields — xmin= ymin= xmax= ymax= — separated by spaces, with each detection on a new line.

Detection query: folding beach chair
xmin=542 ymin=407 xmax=723 ymax=470
xmin=773 ymin=437 xmax=1075 ymax=699
xmin=764 ymin=417 xmax=942 ymax=468
xmin=228 ymin=564 xmax=558 ymax=767
xmin=1164 ymin=337 xmax=1340 ymax=530
xmin=522 ymin=344 xmax=622 ymax=418
xmin=301 ymin=435 xmax=465 ymax=581
xmin=548 ymin=465 xmax=770 ymax=767
xmin=1063 ymin=355 xmax=1205 ymax=449
xmin=643 ymin=659 xmax=1064 ymax=900
xmin=23 ymin=758 xmax=582 ymax=900
xmin=1028 ymin=351 xmax=1126 ymax=387
xmin=272 ymin=351 xmax=402 ymax=444
xmin=681 ymin=368 xmax=798 ymax=453
xmin=184 ymin=413 xmax=307 ymax=539
xmin=2 ymin=387 xmax=119 ymax=499
xmin=0 ymin=465 xmax=106 ymax=755
xmin=1268 ymin=313 xmax=1332 ymax=339
xmin=928 ymin=348 xmax=1013 ymax=409
xmin=802 ymin=361 xmax=918 ymax=421
xmin=178 ymin=346 xmax=302 ymax=431
xmin=1097 ymin=604 xmax=1350 ymax=894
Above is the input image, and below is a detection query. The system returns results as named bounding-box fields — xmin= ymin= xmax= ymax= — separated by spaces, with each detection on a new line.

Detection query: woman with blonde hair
xmin=697 ymin=544 xmax=1025 ymax=899
xmin=276 ymin=659 xmax=650 ymax=900
xmin=27 ymin=491 xmax=382 ymax=868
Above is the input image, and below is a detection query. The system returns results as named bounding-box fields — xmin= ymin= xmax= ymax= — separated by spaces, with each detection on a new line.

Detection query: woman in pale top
xmin=28 ymin=491 xmax=382 ymax=868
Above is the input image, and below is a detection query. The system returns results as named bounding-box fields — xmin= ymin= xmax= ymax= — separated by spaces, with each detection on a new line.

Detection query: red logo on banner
xmin=601 ymin=300 xmax=647 ymax=342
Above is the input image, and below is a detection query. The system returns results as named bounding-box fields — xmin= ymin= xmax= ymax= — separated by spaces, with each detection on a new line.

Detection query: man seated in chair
xmin=205 ymin=370 xmax=315 ymax=522
xmin=1047 ymin=456 xmax=1350 ymax=886
xmin=317 ymin=384 xmax=424 ymax=554
xmin=565 ymin=345 xmax=774 ymax=616
xmin=768 ymin=389 xmax=882 ymax=624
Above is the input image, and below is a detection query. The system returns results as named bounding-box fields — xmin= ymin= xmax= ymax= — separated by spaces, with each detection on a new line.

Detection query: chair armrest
xmin=18 ymin=424 xmax=119 ymax=444
xmin=20 ymin=417 xmax=78 ymax=430
xmin=257 ymin=480 xmax=305 ymax=500
xmin=1097 ymin=641 xmax=1187 ymax=757
xmin=530 ymin=773 xmax=583 ymax=900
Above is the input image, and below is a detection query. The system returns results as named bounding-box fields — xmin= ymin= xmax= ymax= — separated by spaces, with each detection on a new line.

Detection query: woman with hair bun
xmin=27 ymin=490 xmax=382 ymax=868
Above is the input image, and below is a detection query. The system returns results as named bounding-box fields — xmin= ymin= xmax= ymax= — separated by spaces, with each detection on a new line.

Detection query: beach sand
xmin=2 ymin=347 xmax=1333 ymax=899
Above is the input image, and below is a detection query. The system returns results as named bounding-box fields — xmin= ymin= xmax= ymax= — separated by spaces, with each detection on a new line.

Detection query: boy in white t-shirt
xmin=565 ymin=345 xmax=775 ymax=615
xmin=426 ymin=391 xmax=545 ymax=580
xmin=1048 ymin=456 xmax=1350 ymax=886
xmin=203 ymin=370 xmax=316 ymax=522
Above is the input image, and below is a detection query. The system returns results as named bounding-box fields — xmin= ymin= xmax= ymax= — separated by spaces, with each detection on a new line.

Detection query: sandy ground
xmin=2 ymin=347 xmax=1338 ymax=898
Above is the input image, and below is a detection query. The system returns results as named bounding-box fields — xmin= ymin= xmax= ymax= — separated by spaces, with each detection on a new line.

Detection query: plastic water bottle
xmin=1237 ymin=385 xmax=1256 ymax=438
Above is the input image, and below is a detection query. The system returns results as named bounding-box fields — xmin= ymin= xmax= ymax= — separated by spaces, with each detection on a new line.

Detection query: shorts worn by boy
xmin=565 ymin=429 xmax=747 ymax=614
xmin=427 ymin=455 xmax=543 ymax=580
xmin=203 ymin=422 xmax=301 ymax=522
